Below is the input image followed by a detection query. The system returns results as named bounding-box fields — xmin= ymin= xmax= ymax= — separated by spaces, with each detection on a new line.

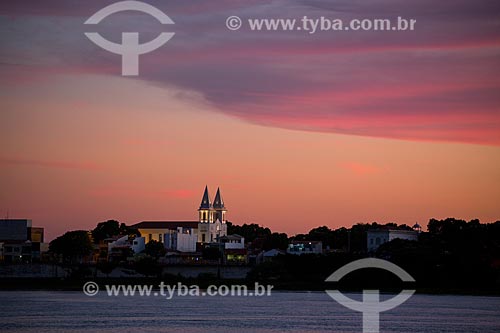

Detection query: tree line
xmin=46 ymin=217 xmax=500 ymax=292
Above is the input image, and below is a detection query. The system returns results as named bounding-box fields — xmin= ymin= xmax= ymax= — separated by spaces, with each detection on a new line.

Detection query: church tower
xmin=197 ymin=185 xmax=228 ymax=243
xmin=198 ymin=185 xmax=214 ymax=223
xmin=213 ymin=187 xmax=227 ymax=223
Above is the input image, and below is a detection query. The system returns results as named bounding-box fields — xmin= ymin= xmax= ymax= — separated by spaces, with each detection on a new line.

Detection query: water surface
xmin=0 ymin=291 xmax=499 ymax=332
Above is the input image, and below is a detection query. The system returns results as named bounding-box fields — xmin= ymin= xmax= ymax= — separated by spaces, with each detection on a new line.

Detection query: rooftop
xmin=131 ymin=221 xmax=199 ymax=229
xmin=367 ymin=229 xmax=417 ymax=234
xmin=290 ymin=240 xmax=322 ymax=245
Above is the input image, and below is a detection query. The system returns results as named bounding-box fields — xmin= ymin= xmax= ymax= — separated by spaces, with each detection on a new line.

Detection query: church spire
xmin=213 ymin=187 xmax=225 ymax=209
xmin=198 ymin=186 xmax=214 ymax=223
xmin=213 ymin=187 xmax=227 ymax=223
xmin=199 ymin=185 xmax=212 ymax=210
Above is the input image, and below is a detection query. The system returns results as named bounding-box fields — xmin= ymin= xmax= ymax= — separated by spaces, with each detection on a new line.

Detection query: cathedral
xmin=132 ymin=186 xmax=228 ymax=250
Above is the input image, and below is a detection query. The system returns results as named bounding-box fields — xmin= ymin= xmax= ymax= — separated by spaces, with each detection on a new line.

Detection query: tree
xmin=202 ymin=246 xmax=221 ymax=260
xmin=302 ymin=226 xmax=337 ymax=249
xmin=227 ymin=223 xmax=271 ymax=243
xmin=263 ymin=232 xmax=289 ymax=250
xmin=97 ymin=261 xmax=117 ymax=278
xmin=91 ymin=220 xmax=121 ymax=243
xmin=91 ymin=220 xmax=140 ymax=244
xmin=144 ymin=240 xmax=166 ymax=258
xmin=133 ymin=255 xmax=162 ymax=277
xmin=49 ymin=230 xmax=93 ymax=263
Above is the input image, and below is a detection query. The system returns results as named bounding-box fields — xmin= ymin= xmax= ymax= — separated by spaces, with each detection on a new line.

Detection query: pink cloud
xmin=1 ymin=0 xmax=500 ymax=145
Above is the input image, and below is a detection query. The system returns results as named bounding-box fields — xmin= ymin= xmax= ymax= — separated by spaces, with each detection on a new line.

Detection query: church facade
xmin=197 ymin=186 xmax=228 ymax=243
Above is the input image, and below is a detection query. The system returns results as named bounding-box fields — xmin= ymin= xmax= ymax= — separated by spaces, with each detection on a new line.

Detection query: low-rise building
xmin=131 ymin=237 xmax=145 ymax=253
xmin=164 ymin=227 xmax=197 ymax=252
xmin=0 ymin=219 xmax=46 ymax=263
xmin=132 ymin=221 xmax=200 ymax=252
xmin=108 ymin=235 xmax=145 ymax=254
xmin=1 ymin=241 xmax=33 ymax=263
xmin=367 ymin=229 xmax=418 ymax=252
xmin=287 ymin=240 xmax=323 ymax=255
xmin=220 ymin=234 xmax=245 ymax=250
xmin=225 ymin=248 xmax=247 ymax=264
xmin=260 ymin=249 xmax=286 ymax=263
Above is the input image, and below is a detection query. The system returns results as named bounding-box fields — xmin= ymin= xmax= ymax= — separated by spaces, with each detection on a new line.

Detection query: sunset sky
xmin=1 ymin=0 xmax=499 ymax=241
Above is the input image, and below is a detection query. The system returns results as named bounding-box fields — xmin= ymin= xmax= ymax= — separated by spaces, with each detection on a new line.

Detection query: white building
xmin=108 ymin=235 xmax=145 ymax=254
xmin=131 ymin=237 xmax=145 ymax=253
xmin=219 ymin=234 xmax=245 ymax=249
xmin=164 ymin=227 xmax=197 ymax=252
xmin=367 ymin=229 xmax=418 ymax=252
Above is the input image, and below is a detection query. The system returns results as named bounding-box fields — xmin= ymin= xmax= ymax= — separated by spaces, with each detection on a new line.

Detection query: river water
xmin=0 ymin=291 xmax=499 ymax=332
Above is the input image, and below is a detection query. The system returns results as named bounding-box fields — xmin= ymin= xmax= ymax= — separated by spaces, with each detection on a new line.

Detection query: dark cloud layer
xmin=1 ymin=0 xmax=499 ymax=145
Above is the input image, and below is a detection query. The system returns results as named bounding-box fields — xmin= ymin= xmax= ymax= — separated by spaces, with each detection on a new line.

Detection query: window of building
xmin=202 ymin=234 xmax=206 ymax=242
